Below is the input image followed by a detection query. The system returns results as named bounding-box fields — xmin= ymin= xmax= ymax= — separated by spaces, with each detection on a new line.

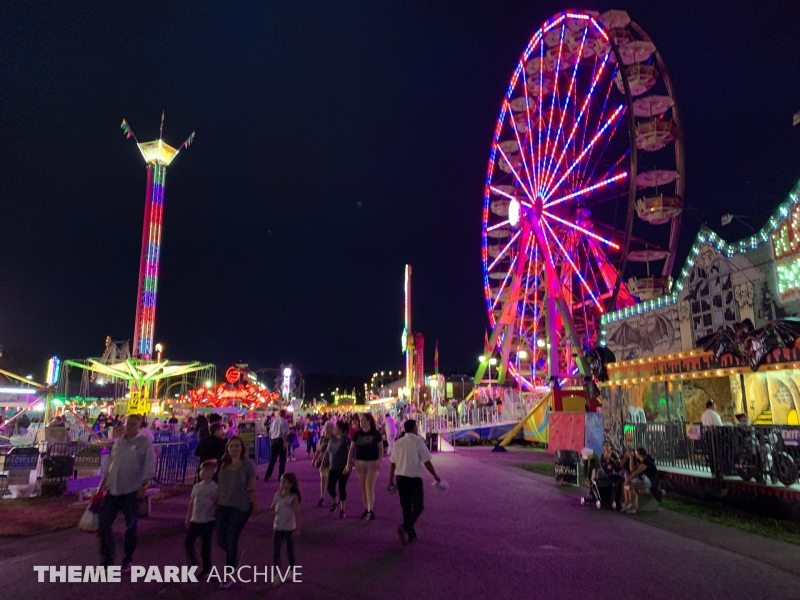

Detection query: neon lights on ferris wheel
xmin=496 ymin=145 xmax=535 ymax=203
xmin=544 ymin=104 xmax=625 ymax=201
xmin=542 ymin=210 xmax=620 ymax=249
xmin=542 ymin=220 xmax=604 ymax=313
xmin=544 ymin=172 xmax=629 ymax=210
xmin=504 ymin=99 xmax=536 ymax=194
xmin=491 ymin=254 xmax=518 ymax=311
xmin=488 ymin=230 xmax=522 ymax=272
xmin=540 ymin=52 xmax=612 ymax=194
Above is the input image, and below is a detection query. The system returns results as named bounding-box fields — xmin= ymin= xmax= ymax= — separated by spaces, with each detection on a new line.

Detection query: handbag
xmin=302 ymin=431 xmax=311 ymax=441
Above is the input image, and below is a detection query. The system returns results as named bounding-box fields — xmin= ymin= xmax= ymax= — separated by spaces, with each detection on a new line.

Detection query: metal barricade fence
xmin=153 ymin=442 xmax=192 ymax=486
xmin=48 ymin=442 xmax=89 ymax=458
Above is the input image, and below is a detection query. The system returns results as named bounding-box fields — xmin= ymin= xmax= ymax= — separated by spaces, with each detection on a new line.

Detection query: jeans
xmin=265 ymin=438 xmax=286 ymax=480
xmin=215 ymin=505 xmax=251 ymax=567
xmin=185 ymin=521 xmax=214 ymax=572
xmin=272 ymin=530 xmax=296 ymax=567
xmin=396 ymin=476 xmax=424 ymax=539
xmin=327 ymin=468 xmax=350 ymax=501
xmin=99 ymin=491 xmax=138 ymax=566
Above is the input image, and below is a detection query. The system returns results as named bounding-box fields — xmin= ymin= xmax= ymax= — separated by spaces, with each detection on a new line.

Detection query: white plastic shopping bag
xmin=78 ymin=506 xmax=100 ymax=533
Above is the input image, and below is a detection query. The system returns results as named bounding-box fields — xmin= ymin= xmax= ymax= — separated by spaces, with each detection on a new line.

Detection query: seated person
xmin=621 ymin=447 xmax=659 ymax=514
xmin=600 ymin=441 xmax=621 ymax=475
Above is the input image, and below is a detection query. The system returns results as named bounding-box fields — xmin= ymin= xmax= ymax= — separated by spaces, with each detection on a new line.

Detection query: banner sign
xmin=6 ymin=447 xmax=39 ymax=485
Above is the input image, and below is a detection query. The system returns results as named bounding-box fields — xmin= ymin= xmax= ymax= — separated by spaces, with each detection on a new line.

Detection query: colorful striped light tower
xmin=121 ymin=114 xmax=195 ymax=360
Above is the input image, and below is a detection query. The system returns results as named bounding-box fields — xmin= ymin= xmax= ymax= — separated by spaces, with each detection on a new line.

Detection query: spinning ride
xmin=480 ymin=9 xmax=684 ymax=391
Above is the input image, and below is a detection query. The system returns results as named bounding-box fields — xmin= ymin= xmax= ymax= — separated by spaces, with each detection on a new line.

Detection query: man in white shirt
xmin=388 ymin=419 xmax=441 ymax=544
xmin=98 ymin=414 xmax=155 ymax=570
xmin=701 ymin=400 xmax=724 ymax=426
xmin=264 ymin=409 xmax=289 ymax=482
xmin=701 ymin=400 xmax=724 ymax=478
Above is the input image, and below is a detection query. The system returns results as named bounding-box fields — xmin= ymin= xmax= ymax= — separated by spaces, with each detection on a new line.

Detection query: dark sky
xmin=2 ymin=1 xmax=799 ymax=378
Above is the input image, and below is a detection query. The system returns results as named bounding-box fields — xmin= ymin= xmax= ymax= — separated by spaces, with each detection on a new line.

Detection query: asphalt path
xmin=1 ymin=446 xmax=799 ymax=600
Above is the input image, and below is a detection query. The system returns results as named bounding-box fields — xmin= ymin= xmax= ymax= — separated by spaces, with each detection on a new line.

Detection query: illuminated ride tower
xmin=121 ymin=115 xmax=195 ymax=360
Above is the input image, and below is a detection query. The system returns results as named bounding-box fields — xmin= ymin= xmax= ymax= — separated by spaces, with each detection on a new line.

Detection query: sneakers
xmin=330 ymin=500 xmax=340 ymax=513
xmin=360 ymin=510 xmax=370 ymax=520
xmin=365 ymin=511 xmax=375 ymax=521
xmin=620 ymin=503 xmax=632 ymax=513
xmin=338 ymin=509 xmax=346 ymax=519
xmin=627 ymin=509 xmax=638 ymax=515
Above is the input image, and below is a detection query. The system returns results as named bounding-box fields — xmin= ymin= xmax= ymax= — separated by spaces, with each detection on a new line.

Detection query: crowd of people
xmin=97 ymin=409 xmax=441 ymax=589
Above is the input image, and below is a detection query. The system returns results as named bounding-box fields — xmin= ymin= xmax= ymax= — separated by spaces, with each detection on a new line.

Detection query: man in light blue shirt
xmin=98 ymin=414 xmax=155 ymax=570
xmin=263 ymin=409 xmax=289 ymax=482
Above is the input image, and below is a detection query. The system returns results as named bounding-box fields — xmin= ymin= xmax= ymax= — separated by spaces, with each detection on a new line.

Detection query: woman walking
xmin=346 ymin=412 xmax=383 ymax=521
xmin=215 ymin=436 xmax=258 ymax=589
xmin=313 ymin=422 xmax=334 ymax=507
xmin=327 ymin=420 xmax=352 ymax=519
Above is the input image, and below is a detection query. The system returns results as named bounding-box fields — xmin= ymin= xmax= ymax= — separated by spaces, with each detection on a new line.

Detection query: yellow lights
xmin=536 ymin=339 xmax=546 ymax=348
xmin=518 ymin=350 xmax=529 ymax=359
xmin=489 ymin=357 xmax=498 ymax=366
xmin=137 ymin=140 xmax=179 ymax=166
xmin=479 ymin=355 xmax=487 ymax=364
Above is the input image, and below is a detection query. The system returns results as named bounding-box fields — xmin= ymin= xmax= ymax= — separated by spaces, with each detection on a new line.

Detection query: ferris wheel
xmin=480 ymin=9 xmax=684 ymax=391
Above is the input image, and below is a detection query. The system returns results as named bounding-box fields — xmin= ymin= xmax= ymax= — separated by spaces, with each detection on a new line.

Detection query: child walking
xmin=268 ymin=473 xmax=302 ymax=568
xmin=287 ymin=427 xmax=298 ymax=462
xmin=185 ymin=460 xmax=218 ymax=576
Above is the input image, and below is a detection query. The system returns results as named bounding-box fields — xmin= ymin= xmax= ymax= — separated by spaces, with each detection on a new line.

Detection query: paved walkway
xmin=1 ymin=447 xmax=799 ymax=600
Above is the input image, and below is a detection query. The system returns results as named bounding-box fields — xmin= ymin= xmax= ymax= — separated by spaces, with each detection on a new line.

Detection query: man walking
xmin=263 ymin=409 xmax=289 ymax=482
xmin=98 ymin=414 xmax=155 ymax=571
xmin=388 ymin=419 xmax=441 ymax=544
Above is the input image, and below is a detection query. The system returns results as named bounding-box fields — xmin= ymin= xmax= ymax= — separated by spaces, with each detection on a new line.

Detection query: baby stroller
xmin=580 ymin=449 xmax=618 ymax=510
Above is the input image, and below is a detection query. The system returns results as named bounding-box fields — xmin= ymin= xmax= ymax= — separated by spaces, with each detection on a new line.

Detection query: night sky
xmin=2 ymin=1 xmax=800 ymax=379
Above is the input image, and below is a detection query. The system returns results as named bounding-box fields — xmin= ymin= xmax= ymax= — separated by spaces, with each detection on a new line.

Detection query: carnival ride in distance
xmin=184 ymin=365 xmax=282 ymax=411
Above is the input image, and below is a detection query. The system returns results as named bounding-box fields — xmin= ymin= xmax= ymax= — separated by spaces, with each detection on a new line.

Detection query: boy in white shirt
xmin=185 ymin=460 xmax=217 ymax=576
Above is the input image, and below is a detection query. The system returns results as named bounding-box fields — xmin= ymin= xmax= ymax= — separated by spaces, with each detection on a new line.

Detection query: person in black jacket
xmin=195 ymin=423 xmax=226 ymax=481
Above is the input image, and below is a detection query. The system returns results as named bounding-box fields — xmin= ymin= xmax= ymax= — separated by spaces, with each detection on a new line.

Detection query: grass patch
xmin=660 ymin=495 xmax=800 ymax=546
xmin=0 ymin=495 xmax=83 ymax=537
xmin=512 ymin=463 xmax=800 ymax=545
xmin=0 ymin=485 xmax=190 ymax=537
xmin=514 ymin=462 xmax=555 ymax=477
